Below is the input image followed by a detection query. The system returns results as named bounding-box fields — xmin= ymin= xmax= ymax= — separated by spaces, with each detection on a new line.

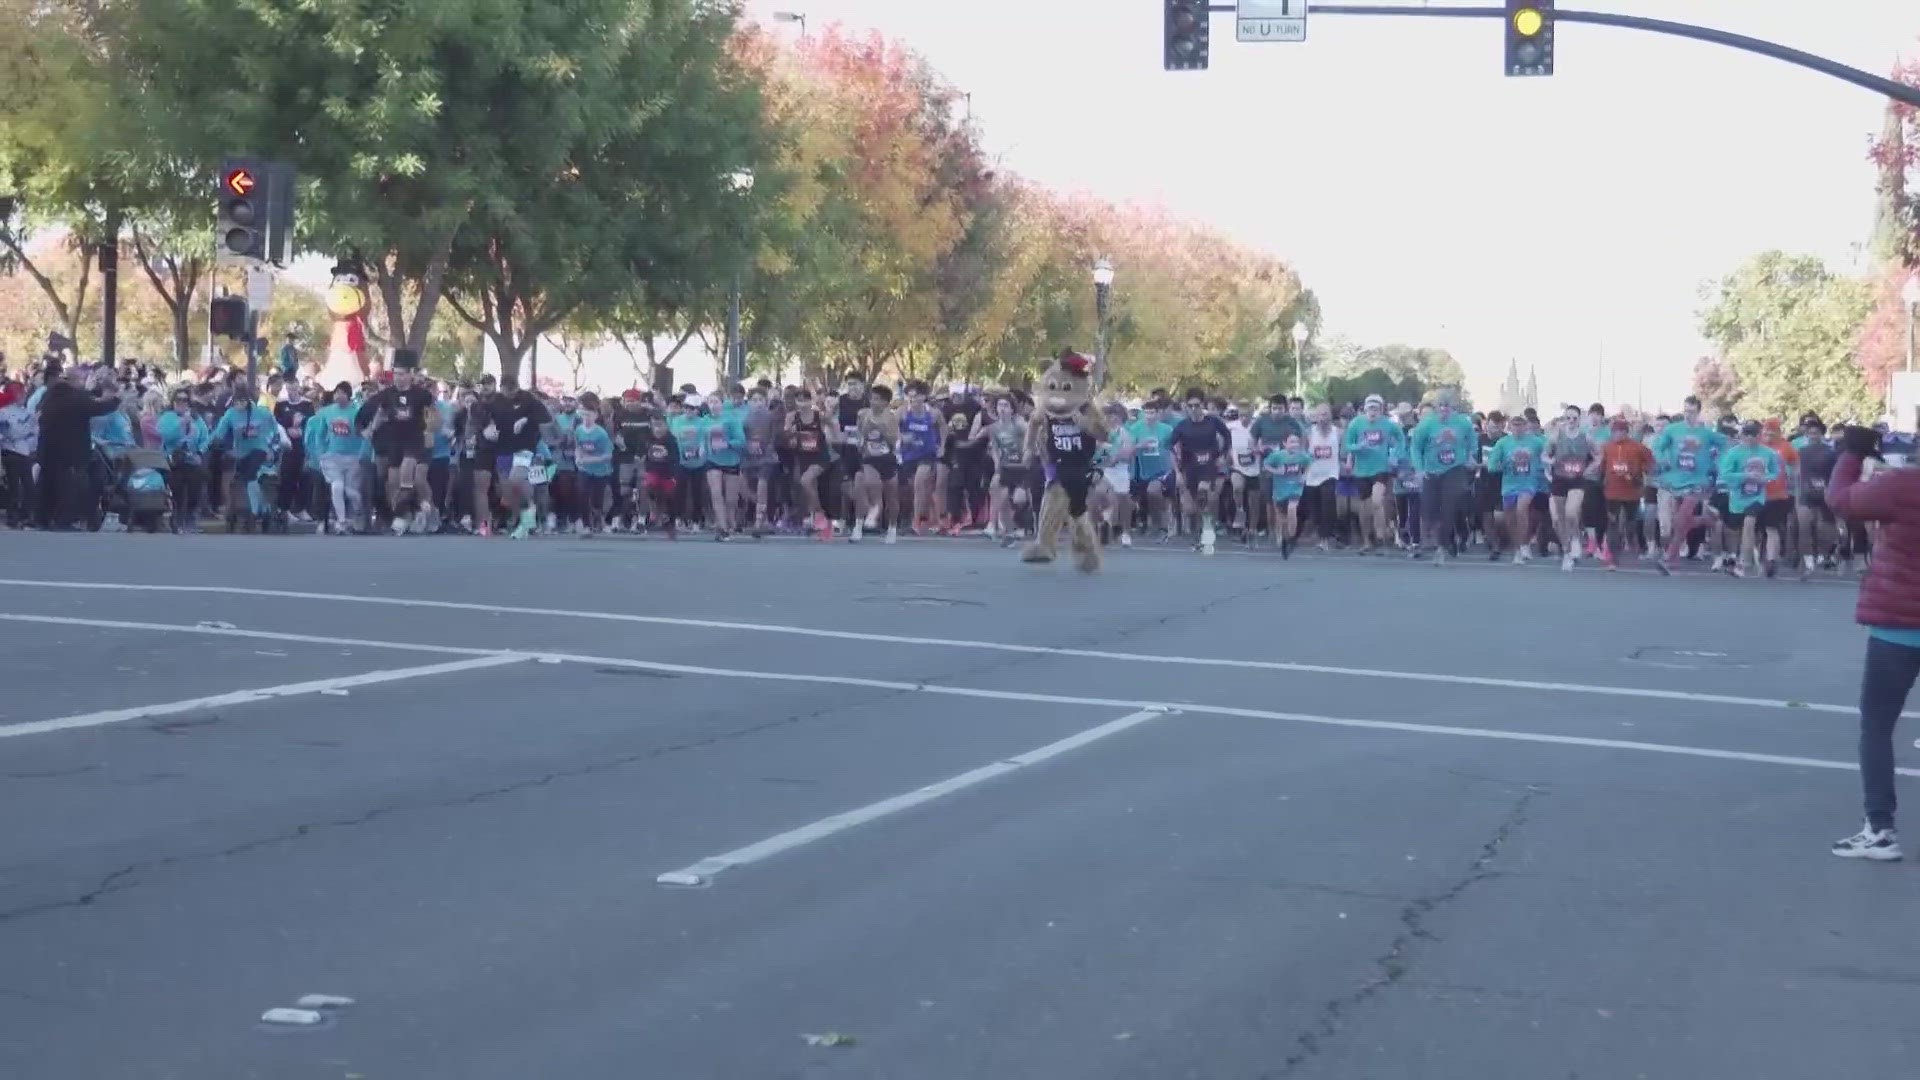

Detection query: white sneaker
xmin=850 ymin=521 xmax=864 ymax=543
xmin=1120 ymin=532 xmax=1132 ymax=548
xmin=391 ymin=514 xmax=410 ymax=536
xmin=1512 ymin=551 xmax=1527 ymax=566
xmin=1832 ymin=823 xmax=1902 ymax=861
xmin=1561 ymin=552 xmax=1576 ymax=573
xmin=1200 ymin=525 xmax=1216 ymax=549
xmin=884 ymin=526 xmax=897 ymax=545
xmin=984 ymin=522 xmax=997 ymax=539
xmin=545 ymin=513 xmax=558 ymax=533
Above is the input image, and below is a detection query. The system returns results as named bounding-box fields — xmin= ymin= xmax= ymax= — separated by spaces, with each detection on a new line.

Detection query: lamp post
xmin=725 ymin=168 xmax=755 ymax=384
xmin=1291 ymin=322 xmax=1310 ymax=397
xmin=773 ymin=10 xmax=807 ymax=34
xmin=1092 ymin=257 xmax=1114 ymax=389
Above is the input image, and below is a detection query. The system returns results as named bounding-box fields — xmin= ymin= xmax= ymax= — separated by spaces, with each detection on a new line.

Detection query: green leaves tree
xmin=1699 ymin=251 xmax=1878 ymax=422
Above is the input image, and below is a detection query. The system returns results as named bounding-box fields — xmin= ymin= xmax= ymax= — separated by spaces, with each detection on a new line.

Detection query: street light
xmin=1291 ymin=322 xmax=1310 ymax=397
xmin=773 ymin=10 xmax=807 ymax=34
xmin=726 ymin=169 xmax=755 ymax=382
xmin=1092 ymin=257 xmax=1114 ymax=389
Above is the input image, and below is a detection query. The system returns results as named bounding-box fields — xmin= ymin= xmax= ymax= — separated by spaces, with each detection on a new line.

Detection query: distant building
xmin=1497 ymin=360 xmax=1538 ymax=416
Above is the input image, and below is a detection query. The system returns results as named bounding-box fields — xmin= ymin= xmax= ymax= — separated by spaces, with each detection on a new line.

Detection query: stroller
xmin=112 ymin=448 xmax=174 ymax=533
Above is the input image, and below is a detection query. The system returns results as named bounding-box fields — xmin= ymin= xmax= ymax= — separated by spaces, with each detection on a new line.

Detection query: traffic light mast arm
xmin=1202 ymin=4 xmax=1920 ymax=109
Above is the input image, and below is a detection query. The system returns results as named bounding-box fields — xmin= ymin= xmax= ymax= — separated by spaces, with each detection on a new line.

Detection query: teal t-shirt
xmin=1870 ymin=627 xmax=1920 ymax=648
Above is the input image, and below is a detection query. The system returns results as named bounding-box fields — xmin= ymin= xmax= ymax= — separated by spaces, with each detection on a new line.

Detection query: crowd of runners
xmin=0 ymin=359 xmax=1912 ymax=577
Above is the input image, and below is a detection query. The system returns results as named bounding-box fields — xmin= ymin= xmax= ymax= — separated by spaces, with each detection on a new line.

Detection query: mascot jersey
xmin=1043 ymin=411 xmax=1099 ymax=515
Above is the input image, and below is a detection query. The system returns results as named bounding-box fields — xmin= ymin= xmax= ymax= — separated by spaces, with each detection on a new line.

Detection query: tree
xmin=1688 ymin=356 xmax=1742 ymax=417
xmin=431 ymin=0 xmax=775 ymax=383
xmin=126 ymin=211 xmax=210 ymax=369
xmin=1698 ymin=251 xmax=1878 ymax=423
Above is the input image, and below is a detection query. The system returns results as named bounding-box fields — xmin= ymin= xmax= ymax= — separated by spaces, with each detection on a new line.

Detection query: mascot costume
xmin=315 ymin=259 xmax=372 ymax=389
xmin=1020 ymin=348 xmax=1108 ymax=573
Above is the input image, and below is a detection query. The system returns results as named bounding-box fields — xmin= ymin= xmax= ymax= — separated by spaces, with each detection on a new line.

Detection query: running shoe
xmin=1832 ymin=824 xmax=1902 ymax=861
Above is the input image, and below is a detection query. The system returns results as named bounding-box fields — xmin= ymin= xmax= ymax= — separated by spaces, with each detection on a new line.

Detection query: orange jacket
xmin=1763 ymin=436 xmax=1798 ymax=500
xmin=1600 ymin=438 xmax=1654 ymax=502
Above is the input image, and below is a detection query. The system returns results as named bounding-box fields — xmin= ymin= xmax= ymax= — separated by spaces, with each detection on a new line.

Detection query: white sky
xmin=733 ymin=0 xmax=1915 ymax=410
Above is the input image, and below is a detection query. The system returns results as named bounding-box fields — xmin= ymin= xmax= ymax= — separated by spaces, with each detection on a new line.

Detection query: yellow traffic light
xmin=1512 ymin=8 xmax=1544 ymax=37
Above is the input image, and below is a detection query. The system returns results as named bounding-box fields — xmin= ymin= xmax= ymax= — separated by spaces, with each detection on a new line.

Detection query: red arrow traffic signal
xmin=224 ymin=168 xmax=257 ymax=197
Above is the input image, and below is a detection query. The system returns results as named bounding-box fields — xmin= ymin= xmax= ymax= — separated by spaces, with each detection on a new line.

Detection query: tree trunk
xmin=172 ymin=304 xmax=191 ymax=371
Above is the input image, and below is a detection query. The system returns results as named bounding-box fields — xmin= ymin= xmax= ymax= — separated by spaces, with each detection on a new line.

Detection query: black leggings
xmin=1306 ymin=481 xmax=1338 ymax=539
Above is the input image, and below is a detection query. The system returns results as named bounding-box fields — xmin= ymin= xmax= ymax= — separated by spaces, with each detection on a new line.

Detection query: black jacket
xmin=37 ymin=383 xmax=121 ymax=464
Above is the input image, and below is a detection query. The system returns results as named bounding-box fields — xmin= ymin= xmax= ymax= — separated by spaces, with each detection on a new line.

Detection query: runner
xmin=1127 ymin=400 xmax=1176 ymax=542
xmin=1760 ymin=418 xmax=1799 ymax=576
xmin=1717 ymin=421 xmax=1782 ymax=578
xmin=1547 ymin=405 xmax=1598 ymax=571
xmin=897 ymin=381 xmax=943 ymax=534
xmin=1486 ymin=413 xmax=1546 ymax=563
xmin=1092 ymin=401 xmax=1135 ymax=547
xmin=1794 ymin=414 xmax=1839 ymax=573
xmin=1598 ymin=415 xmax=1654 ymax=568
xmin=572 ymin=397 xmax=615 ymax=534
xmin=488 ymin=373 xmax=552 ymax=541
xmin=1651 ymin=395 xmax=1726 ymax=575
xmin=1263 ymin=431 xmax=1312 ymax=558
xmin=1344 ymin=394 xmax=1404 ymax=555
xmin=740 ymin=385 xmax=779 ymax=537
xmin=699 ymin=390 xmax=745 ymax=541
xmin=355 ymin=357 xmax=437 ymax=535
xmin=1170 ymin=390 xmax=1230 ymax=555
xmin=1408 ymin=390 xmax=1476 ymax=563
xmin=851 ymin=384 xmax=900 ymax=544
xmin=1302 ymin=404 xmax=1342 ymax=551
xmin=985 ymin=396 xmax=1031 ymax=545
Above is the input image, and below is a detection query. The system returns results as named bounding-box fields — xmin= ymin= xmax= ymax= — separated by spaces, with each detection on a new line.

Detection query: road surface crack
xmin=1264 ymin=785 xmax=1547 ymax=1079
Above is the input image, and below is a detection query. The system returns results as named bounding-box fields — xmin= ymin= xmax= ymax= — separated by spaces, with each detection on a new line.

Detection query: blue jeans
xmin=1859 ymin=635 xmax=1920 ymax=831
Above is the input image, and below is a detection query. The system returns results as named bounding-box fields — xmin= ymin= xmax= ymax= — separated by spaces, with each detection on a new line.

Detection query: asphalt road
xmin=0 ymin=531 xmax=1914 ymax=1080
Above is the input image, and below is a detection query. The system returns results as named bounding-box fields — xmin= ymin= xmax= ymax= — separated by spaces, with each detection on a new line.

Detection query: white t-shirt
xmin=1305 ymin=424 xmax=1341 ymax=486
xmin=1228 ymin=421 xmax=1259 ymax=476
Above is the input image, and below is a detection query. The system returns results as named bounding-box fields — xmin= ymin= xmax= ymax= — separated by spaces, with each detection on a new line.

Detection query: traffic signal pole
xmin=1201 ymin=4 xmax=1920 ymax=109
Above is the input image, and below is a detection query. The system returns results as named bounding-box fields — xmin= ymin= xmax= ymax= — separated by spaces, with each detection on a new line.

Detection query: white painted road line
xmin=1 ymin=612 xmax=1909 ymax=782
xmin=0 ymin=654 xmax=529 ymax=739
xmin=0 ymin=579 xmax=1898 ymax=718
xmin=656 ymin=708 xmax=1172 ymax=886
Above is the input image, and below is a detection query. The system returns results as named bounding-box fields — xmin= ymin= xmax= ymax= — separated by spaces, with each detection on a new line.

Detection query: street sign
xmin=1238 ymin=0 xmax=1307 ymax=43
xmin=245 ymin=262 xmax=274 ymax=313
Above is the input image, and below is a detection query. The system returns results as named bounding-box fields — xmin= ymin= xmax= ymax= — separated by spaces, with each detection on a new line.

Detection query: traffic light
xmin=1164 ymin=0 xmax=1209 ymax=72
xmin=209 ymin=295 xmax=249 ymax=341
xmin=264 ymin=161 xmax=297 ymax=266
xmin=1505 ymin=0 xmax=1554 ymax=77
xmin=216 ymin=158 xmax=267 ymax=262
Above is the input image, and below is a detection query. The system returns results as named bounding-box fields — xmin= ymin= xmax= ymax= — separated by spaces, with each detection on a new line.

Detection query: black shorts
xmin=1183 ymin=467 xmax=1219 ymax=496
xmin=900 ymin=457 xmax=935 ymax=484
xmin=1353 ymin=472 xmax=1389 ymax=491
xmin=1606 ymin=498 xmax=1641 ymax=519
xmin=1710 ymin=491 xmax=1731 ymax=519
xmin=862 ymin=456 xmax=897 ymax=482
xmin=380 ymin=445 xmax=426 ymax=472
xmin=1549 ymin=475 xmax=1585 ymax=498
xmin=1801 ymin=491 xmax=1833 ymax=518
xmin=1130 ymin=474 xmax=1168 ymax=501
xmin=1760 ymin=498 xmax=1792 ymax=531
xmin=996 ymin=464 xmax=1032 ymax=490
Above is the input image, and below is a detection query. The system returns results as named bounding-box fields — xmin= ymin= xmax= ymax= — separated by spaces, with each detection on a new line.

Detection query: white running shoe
xmin=1832 ymin=823 xmax=1902 ymax=861
xmin=1561 ymin=552 xmax=1576 ymax=573
xmin=545 ymin=512 xmax=558 ymax=533
xmin=1120 ymin=532 xmax=1132 ymax=548
xmin=884 ymin=526 xmax=898 ymax=545
xmin=391 ymin=514 xmax=410 ymax=536
xmin=864 ymin=507 xmax=882 ymax=529
xmin=850 ymin=521 xmax=864 ymax=543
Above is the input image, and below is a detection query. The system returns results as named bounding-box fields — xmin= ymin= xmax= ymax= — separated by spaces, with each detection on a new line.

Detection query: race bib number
xmin=1559 ymin=459 xmax=1583 ymax=477
xmin=1740 ymin=479 xmax=1761 ymax=497
xmin=512 ymin=451 xmax=534 ymax=470
xmin=864 ymin=439 xmax=888 ymax=456
xmin=707 ymin=428 xmax=729 ymax=452
xmin=394 ymin=407 xmax=412 ymax=420
xmin=746 ymin=439 xmax=764 ymax=457
xmin=1810 ymin=477 xmax=1826 ymax=491
xmin=797 ymin=432 xmax=820 ymax=452
xmin=679 ymin=442 xmax=701 ymax=463
xmin=648 ymin=445 xmax=669 ymax=462
xmin=1311 ymin=445 xmax=1332 ymax=460
xmin=1364 ymin=430 xmax=1383 ymax=447
xmin=330 ymin=419 xmax=350 ymax=436
xmin=1237 ymin=452 xmax=1255 ymax=467
xmin=1141 ymin=438 xmax=1160 ymax=454
xmin=1611 ymin=460 xmax=1631 ymax=477
xmin=1192 ymin=450 xmax=1213 ymax=465
xmin=1281 ymin=462 xmax=1304 ymax=477
xmin=1438 ymin=448 xmax=1457 ymax=466
xmin=1677 ymin=451 xmax=1697 ymax=471
xmin=528 ymin=465 xmax=551 ymax=485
